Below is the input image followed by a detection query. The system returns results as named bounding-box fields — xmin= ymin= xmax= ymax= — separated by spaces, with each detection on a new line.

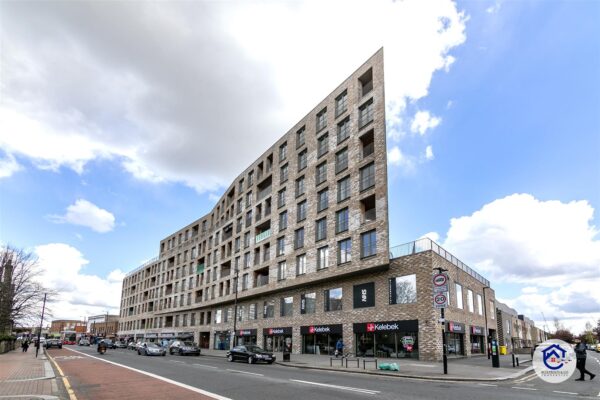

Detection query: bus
xmin=61 ymin=330 xmax=77 ymax=345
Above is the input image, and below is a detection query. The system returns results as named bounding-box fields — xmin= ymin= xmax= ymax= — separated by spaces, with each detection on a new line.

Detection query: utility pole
xmin=35 ymin=293 xmax=47 ymax=358
xmin=231 ymin=268 xmax=239 ymax=350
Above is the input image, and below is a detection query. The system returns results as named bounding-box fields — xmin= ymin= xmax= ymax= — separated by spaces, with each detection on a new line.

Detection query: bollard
xmin=512 ymin=353 xmax=515 ymax=368
xmin=516 ymin=356 xmax=519 ymax=367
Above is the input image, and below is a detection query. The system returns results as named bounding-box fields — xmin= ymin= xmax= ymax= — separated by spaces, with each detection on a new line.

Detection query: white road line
xmin=512 ymin=387 xmax=537 ymax=391
xmin=64 ymin=347 xmax=231 ymax=400
xmin=477 ymin=383 xmax=498 ymax=387
xmin=170 ymin=360 xmax=185 ymax=364
xmin=516 ymin=373 xmax=537 ymax=383
xmin=226 ymin=369 xmax=264 ymax=377
xmin=407 ymin=363 xmax=435 ymax=368
xmin=552 ymin=391 xmax=578 ymax=396
xmin=290 ymin=379 xmax=380 ymax=395
xmin=193 ymin=363 xmax=218 ymax=369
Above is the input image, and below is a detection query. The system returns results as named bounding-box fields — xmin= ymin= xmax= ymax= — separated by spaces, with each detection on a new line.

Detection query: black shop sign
xmin=447 ymin=322 xmax=465 ymax=333
xmin=353 ymin=319 xmax=418 ymax=334
xmin=236 ymin=329 xmax=257 ymax=337
xmin=471 ymin=326 xmax=485 ymax=335
xmin=263 ymin=327 xmax=292 ymax=336
xmin=300 ymin=324 xmax=343 ymax=335
xmin=353 ymin=282 xmax=375 ymax=309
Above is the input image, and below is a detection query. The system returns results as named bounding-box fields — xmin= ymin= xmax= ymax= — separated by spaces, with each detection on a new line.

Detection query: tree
xmin=594 ymin=319 xmax=600 ymax=342
xmin=582 ymin=321 xmax=596 ymax=344
xmin=549 ymin=317 xmax=574 ymax=343
xmin=0 ymin=245 xmax=53 ymax=334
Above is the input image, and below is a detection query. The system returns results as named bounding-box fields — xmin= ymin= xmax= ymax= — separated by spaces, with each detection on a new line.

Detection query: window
xmin=245 ymin=210 xmax=252 ymax=226
xmin=338 ymin=238 xmax=352 ymax=264
xmin=242 ymin=273 xmax=249 ymax=290
xmin=336 ymin=208 xmax=349 ymax=233
xmin=317 ymin=134 xmax=329 ymax=157
xmin=296 ymin=254 xmax=306 ymax=275
xmin=249 ymin=303 xmax=257 ymax=320
xmin=315 ymin=162 xmax=327 ymax=186
xmin=337 ymin=176 xmax=350 ymax=202
xmin=467 ymin=289 xmax=474 ymax=313
xmin=317 ymin=246 xmax=329 ymax=270
xmin=237 ymin=306 xmax=245 ymax=322
xmin=234 ymin=237 xmax=241 ymax=252
xmin=298 ymin=149 xmax=307 ymax=171
xmin=316 ymin=108 xmax=327 ymax=131
xmin=360 ymin=230 xmax=377 ymax=258
xmin=477 ymin=294 xmax=483 ymax=315
xmin=238 ymin=179 xmax=244 ymax=193
xmin=359 ymin=68 xmax=373 ymax=97
xmin=360 ymin=163 xmax=375 ymax=191
xmin=295 ymin=176 xmax=305 ymax=197
xmin=215 ymin=309 xmax=222 ymax=324
xmin=279 ymin=211 xmax=288 ymax=231
xmin=389 ymin=275 xmax=417 ymax=304
xmin=246 ymin=192 xmax=252 ymax=207
xmin=263 ymin=300 xmax=274 ymax=318
xmin=301 ymin=292 xmax=316 ymax=314
xmin=277 ymin=261 xmax=287 ymax=281
xmin=337 ymin=117 xmax=350 ymax=144
xmin=490 ymin=301 xmax=495 ymax=319
xmin=359 ymin=99 xmax=374 ymax=127
xmin=248 ymin=171 xmax=254 ymax=186
xmin=296 ymin=127 xmax=305 ymax=148
xmin=315 ymin=217 xmax=327 ymax=241
xmin=276 ymin=236 xmax=285 ymax=256
xmin=297 ymin=200 xmax=307 ymax=222
xmin=244 ymin=232 xmax=250 ymax=248
xmin=279 ymin=142 xmax=287 ymax=162
xmin=325 ymin=288 xmax=343 ymax=311
xmin=243 ymin=252 xmax=251 ymax=268
xmin=455 ymin=284 xmax=463 ymax=309
xmin=360 ymin=130 xmax=374 ymax=159
xmin=278 ymin=188 xmax=286 ymax=208
xmin=317 ymin=188 xmax=329 ymax=212
xmin=280 ymin=163 xmax=289 ymax=184
xmin=335 ymin=90 xmax=348 ymax=117
xmin=294 ymin=227 xmax=305 ymax=249
xmin=335 ymin=147 xmax=348 ymax=173
xmin=361 ymin=195 xmax=376 ymax=224
xmin=280 ymin=296 xmax=293 ymax=317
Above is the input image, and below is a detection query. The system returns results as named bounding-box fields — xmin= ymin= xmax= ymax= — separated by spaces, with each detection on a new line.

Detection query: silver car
xmin=138 ymin=342 xmax=166 ymax=356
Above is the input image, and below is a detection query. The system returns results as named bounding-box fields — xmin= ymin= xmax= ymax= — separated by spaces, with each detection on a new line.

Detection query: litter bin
xmin=500 ymin=346 xmax=507 ymax=355
xmin=282 ymin=351 xmax=290 ymax=362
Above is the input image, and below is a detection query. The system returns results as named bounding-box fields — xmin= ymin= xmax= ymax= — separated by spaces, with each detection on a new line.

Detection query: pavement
xmin=0 ymin=347 xmax=62 ymax=400
xmin=199 ymin=349 xmax=533 ymax=381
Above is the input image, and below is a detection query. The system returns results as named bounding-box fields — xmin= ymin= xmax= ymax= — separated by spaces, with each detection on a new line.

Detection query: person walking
xmin=21 ymin=340 xmax=29 ymax=352
xmin=574 ymin=340 xmax=596 ymax=381
xmin=335 ymin=339 xmax=344 ymax=358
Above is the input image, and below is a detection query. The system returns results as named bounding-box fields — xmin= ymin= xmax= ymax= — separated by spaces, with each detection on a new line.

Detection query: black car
xmin=226 ymin=345 xmax=275 ymax=364
xmin=169 ymin=340 xmax=201 ymax=356
xmin=102 ymin=339 xmax=117 ymax=349
xmin=45 ymin=339 xmax=63 ymax=349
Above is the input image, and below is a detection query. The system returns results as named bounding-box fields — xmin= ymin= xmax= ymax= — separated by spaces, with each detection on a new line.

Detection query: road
xmin=48 ymin=346 xmax=600 ymax=400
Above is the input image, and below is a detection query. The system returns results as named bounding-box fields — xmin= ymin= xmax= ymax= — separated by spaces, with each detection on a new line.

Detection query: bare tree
xmin=0 ymin=245 xmax=54 ymax=334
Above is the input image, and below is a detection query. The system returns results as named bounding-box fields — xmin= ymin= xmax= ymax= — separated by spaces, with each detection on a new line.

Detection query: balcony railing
xmin=255 ymin=229 xmax=271 ymax=243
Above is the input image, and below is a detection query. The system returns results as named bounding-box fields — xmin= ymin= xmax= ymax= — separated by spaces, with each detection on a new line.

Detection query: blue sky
xmin=1 ymin=0 xmax=598 ymax=333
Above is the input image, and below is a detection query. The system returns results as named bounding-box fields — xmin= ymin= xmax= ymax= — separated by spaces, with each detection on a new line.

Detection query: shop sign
xmin=300 ymin=324 xmax=343 ymax=335
xmin=237 ymin=329 xmax=257 ymax=337
xmin=263 ymin=327 xmax=292 ymax=336
xmin=447 ymin=322 xmax=465 ymax=333
xmin=471 ymin=326 xmax=484 ymax=335
xmin=160 ymin=333 xmax=175 ymax=338
xmin=353 ymin=282 xmax=375 ymax=309
xmin=353 ymin=319 xmax=418 ymax=334
xmin=402 ymin=336 xmax=414 ymax=345
xmin=145 ymin=333 xmax=158 ymax=338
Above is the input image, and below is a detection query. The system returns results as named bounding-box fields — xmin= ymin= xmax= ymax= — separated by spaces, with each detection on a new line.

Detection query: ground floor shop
xmin=353 ymin=320 xmax=419 ymax=359
xmin=300 ymin=324 xmax=343 ymax=355
xmin=446 ymin=322 xmax=466 ymax=356
xmin=263 ymin=327 xmax=292 ymax=353
xmin=470 ymin=326 xmax=485 ymax=354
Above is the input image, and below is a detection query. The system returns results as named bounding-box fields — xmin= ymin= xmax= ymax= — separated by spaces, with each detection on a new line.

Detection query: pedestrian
xmin=335 ymin=339 xmax=344 ymax=358
xmin=574 ymin=340 xmax=596 ymax=381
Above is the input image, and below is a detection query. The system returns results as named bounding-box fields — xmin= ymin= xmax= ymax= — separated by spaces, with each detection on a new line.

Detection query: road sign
xmin=434 ymin=293 xmax=448 ymax=308
xmin=433 ymin=284 xmax=448 ymax=293
xmin=433 ymin=273 xmax=448 ymax=287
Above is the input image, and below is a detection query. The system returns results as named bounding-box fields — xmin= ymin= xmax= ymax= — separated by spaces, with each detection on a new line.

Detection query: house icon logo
xmin=533 ymin=339 xmax=576 ymax=383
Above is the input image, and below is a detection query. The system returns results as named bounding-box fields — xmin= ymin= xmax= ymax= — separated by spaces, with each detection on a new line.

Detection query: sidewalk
xmin=0 ymin=347 xmax=62 ymax=399
xmin=200 ymin=349 xmax=533 ymax=381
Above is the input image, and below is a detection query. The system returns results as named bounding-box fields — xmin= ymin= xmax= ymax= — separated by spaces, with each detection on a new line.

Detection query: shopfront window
xmin=213 ymin=332 xmax=230 ymax=350
xmin=446 ymin=333 xmax=464 ymax=355
xmin=471 ymin=335 xmax=484 ymax=354
xmin=355 ymin=331 xmax=419 ymax=359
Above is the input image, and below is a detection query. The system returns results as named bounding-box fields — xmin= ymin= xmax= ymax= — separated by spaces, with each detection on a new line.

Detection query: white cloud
xmin=0 ymin=1 xmax=466 ymax=189
xmin=387 ymin=146 xmax=414 ymax=171
xmin=420 ymin=231 xmax=440 ymax=242
xmin=0 ymin=152 xmax=22 ymax=178
xmin=411 ymin=110 xmax=442 ymax=135
xmin=425 ymin=145 xmax=435 ymax=160
xmin=49 ymin=199 xmax=115 ymax=233
xmin=441 ymin=193 xmax=600 ymax=334
xmin=35 ymin=243 xmax=124 ymax=319
xmin=486 ymin=1 xmax=502 ymax=14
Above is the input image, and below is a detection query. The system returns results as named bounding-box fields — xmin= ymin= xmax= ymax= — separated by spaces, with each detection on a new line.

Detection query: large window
xmin=337 ymin=117 xmax=350 ymax=144
xmin=359 ymin=99 xmax=374 ymax=127
xmin=248 ymin=303 xmax=257 ymax=320
xmin=335 ymin=90 xmax=347 ymax=117
xmin=336 ymin=147 xmax=348 ymax=173
xmin=455 ymin=284 xmax=463 ymax=309
xmin=337 ymin=176 xmax=350 ymax=202
xmin=279 ymin=211 xmax=288 ymax=231
xmin=280 ymin=163 xmax=289 ymax=184
xmin=315 ymin=217 xmax=327 ymax=241
xmin=294 ymin=227 xmax=305 ymax=249
xmin=279 ymin=142 xmax=287 ymax=162
xmin=360 ymin=230 xmax=377 ymax=258
xmin=359 ymin=162 xmax=375 ymax=191
xmin=316 ymin=162 xmax=327 ymax=186
xmin=389 ymin=275 xmax=417 ymax=304
xmin=263 ymin=300 xmax=274 ymax=318
xmin=316 ymin=107 xmax=327 ymax=131
xmin=477 ymin=294 xmax=483 ymax=315
xmin=276 ymin=236 xmax=285 ymax=256
xmin=338 ymin=238 xmax=352 ymax=264
xmin=467 ymin=289 xmax=474 ymax=313
xmin=278 ymin=188 xmax=286 ymax=208
xmin=296 ymin=176 xmax=305 ymax=197
xmin=298 ymin=149 xmax=307 ymax=171
xmin=296 ymin=127 xmax=305 ymax=148
xmin=317 ymin=246 xmax=329 ymax=270
xmin=277 ymin=261 xmax=287 ymax=281
xmin=317 ymin=188 xmax=329 ymax=212
xmin=297 ymin=200 xmax=307 ymax=222
xmin=336 ymin=208 xmax=349 ymax=233
xmin=296 ymin=254 xmax=306 ymax=275
xmin=325 ymin=288 xmax=343 ymax=311
xmin=215 ymin=309 xmax=222 ymax=324
xmin=301 ymin=292 xmax=316 ymax=314
xmin=317 ymin=134 xmax=329 ymax=158
xmin=281 ymin=297 xmax=293 ymax=317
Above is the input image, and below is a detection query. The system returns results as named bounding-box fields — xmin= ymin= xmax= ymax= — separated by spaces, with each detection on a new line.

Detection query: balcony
xmin=255 ymin=275 xmax=269 ymax=287
xmin=255 ymin=229 xmax=271 ymax=243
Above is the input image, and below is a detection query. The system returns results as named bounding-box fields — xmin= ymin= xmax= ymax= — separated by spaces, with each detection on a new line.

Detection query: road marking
xmin=512 ymin=387 xmax=537 ymax=391
xmin=290 ymin=379 xmax=380 ymax=395
xmin=193 ymin=363 xmax=218 ymax=369
xmin=170 ymin=360 xmax=185 ymax=364
xmin=477 ymin=383 xmax=498 ymax=387
xmin=64 ymin=347 xmax=232 ymax=400
xmin=226 ymin=369 xmax=264 ymax=376
xmin=552 ymin=391 xmax=578 ymax=396
xmin=515 ymin=373 xmax=537 ymax=383
xmin=46 ymin=351 xmax=78 ymax=400
xmin=407 ymin=363 xmax=435 ymax=368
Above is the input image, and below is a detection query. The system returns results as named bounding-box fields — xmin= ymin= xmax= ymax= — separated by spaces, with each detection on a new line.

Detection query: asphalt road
xmin=59 ymin=346 xmax=600 ymax=400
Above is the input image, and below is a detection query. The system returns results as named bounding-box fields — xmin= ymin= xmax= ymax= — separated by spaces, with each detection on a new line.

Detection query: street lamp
xmin=230 ymin=268 xmax=239 ymax=350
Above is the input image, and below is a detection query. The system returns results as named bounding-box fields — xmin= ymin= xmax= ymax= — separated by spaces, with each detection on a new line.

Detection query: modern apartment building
xmin=118 ymin=49 xmax=523 ymax=361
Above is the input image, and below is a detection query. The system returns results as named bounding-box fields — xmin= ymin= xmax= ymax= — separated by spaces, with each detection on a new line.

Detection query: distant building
xmin=50 ymin=319 xmax=85 ymax=334
xmin=88 ymin=315 xmax=119 ymax=339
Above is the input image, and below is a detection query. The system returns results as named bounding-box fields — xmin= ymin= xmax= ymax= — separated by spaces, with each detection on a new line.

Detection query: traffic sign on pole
xmin=434 ymin=293 xmax=448 ymax=308
xmin=433 ymin=273 xmax=448 ymax=287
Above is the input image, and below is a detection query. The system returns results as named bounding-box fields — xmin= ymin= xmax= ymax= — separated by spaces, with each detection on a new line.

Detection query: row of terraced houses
xmin=117 ymin=49 xmax=547 ymax=361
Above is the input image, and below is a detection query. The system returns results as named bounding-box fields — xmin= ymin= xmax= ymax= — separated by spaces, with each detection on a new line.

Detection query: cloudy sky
xmin=1 ymin=0 xmax=598 ymax=333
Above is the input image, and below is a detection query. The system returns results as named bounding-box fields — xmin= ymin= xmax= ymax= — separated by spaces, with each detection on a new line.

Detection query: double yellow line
xmin=45 ymin=349 xmax=78 ymax=400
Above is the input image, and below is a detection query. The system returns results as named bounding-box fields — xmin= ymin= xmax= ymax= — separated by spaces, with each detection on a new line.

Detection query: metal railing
xmin=389 ymin=238 xmax=490 ymax=287
xmin=255 ymin=229 xmax=271 ymax=243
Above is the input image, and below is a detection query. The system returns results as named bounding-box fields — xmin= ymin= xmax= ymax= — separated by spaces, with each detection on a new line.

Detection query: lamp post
xmin=230 ymin=268 xmax=239 ymax=350
xmin=35 ymin=293 xmax=47 ymax=358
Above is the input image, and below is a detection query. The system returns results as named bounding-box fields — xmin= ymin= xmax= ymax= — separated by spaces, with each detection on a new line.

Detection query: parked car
xmin=114 ymin=341 xmax=127 ymax=349
xmin=169 ymin=340 xmax=201 ymax=356
xmin=45 ymin=338 xmax=63 ymax=349
xmin=101 ymin=339 xmax=117 ymax=349
xmin=596 ymin=343 xmax=600 ymax=353
xmin=79 ymin=339 xmax=90 ymax=346
xmin=127 ymin=341 xmax=138 ymax=350
xmin=138 ymin=342 xmax=166 ymax=356
xmin=226 ymin=345 xmax=275 ymax=364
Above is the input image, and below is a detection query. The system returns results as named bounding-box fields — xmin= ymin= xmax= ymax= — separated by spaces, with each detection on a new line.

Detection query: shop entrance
xmin=199 ymin=332 xmax=210 ymax=349
xmin=263 ymin=327 xmax=293 ymax=352
xmin=300 ymin=324 xmax=343 ymax=355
